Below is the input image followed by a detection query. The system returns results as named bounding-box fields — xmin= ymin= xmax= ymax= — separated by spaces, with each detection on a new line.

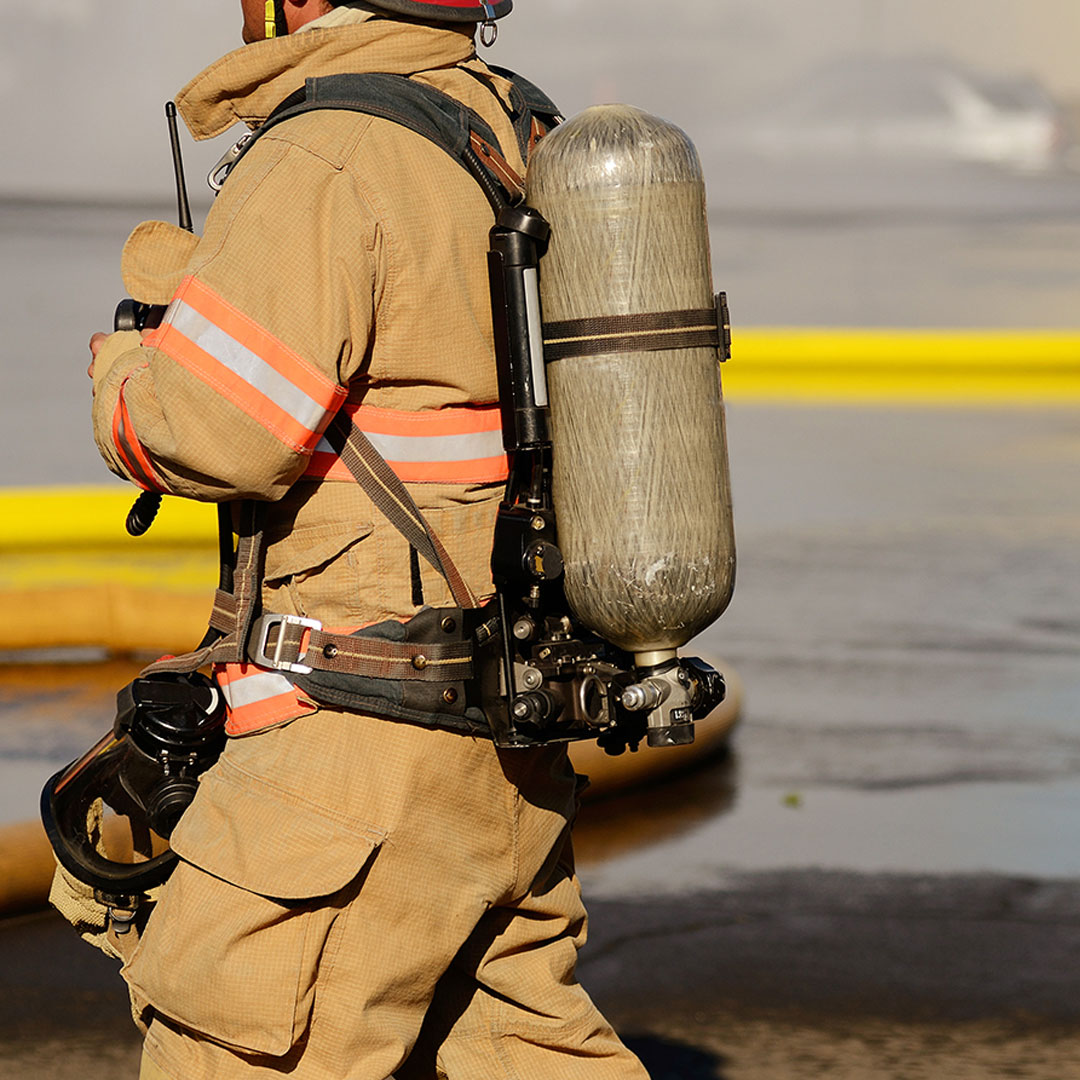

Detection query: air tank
xmin=526 ymin=105 xmax=735 ymax=666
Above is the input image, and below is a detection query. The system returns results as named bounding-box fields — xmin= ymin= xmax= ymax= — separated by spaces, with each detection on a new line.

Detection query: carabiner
xmin=480 ymin=2 xmax=498 ymax=47
xmin=207 ymin=132 xmax=253 ymax=192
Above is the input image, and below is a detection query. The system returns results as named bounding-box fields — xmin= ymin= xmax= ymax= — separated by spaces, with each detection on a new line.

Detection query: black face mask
xmin=41 ymin=672 xmax=225 ymax=901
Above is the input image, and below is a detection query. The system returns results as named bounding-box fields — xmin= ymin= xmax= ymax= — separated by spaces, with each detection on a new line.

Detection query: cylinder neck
xmin=633 ymin=648 xmax=678 ymax=670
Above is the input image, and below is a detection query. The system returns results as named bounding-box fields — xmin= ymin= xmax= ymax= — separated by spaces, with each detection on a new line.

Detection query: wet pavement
xmin=3 ymin=402 xmax=1080 ymax=1076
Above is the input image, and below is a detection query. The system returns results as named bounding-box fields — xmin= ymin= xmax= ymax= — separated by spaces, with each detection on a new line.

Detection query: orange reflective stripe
xmin=180 ymin=277 xmax=339 ymax=405
xmin=305 ymin=403 xmax=510 ymax=484
xmin=111 ymin=366 xmax=161 ymax=492
xmin=144 ymin=276 xmax=346 ymax=453
xmin=216 ymin=663 xmax=309 ymax=736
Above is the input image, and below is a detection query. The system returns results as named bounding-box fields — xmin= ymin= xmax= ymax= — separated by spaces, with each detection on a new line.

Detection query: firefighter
xmin=73 ymin=2 xmax=650 ymax=1077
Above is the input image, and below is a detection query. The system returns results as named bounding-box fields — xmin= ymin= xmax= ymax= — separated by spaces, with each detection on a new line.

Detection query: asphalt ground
xmin=3 ymin=402 xmax=1079 ymax=1077
xmin=5 ymin=868 xmax=1080 ymax=1080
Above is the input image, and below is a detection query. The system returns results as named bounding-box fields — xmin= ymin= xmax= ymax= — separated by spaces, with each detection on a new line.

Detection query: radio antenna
xmin=165 ymin=101 xmax=193 ymax=233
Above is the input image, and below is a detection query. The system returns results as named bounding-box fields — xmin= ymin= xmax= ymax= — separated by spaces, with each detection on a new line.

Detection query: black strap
xmin=464 ymin=63 xmax=562 ymax=161
xmin=222 ymin=70 xmax=552 ymax=210
xmin=323 ymin=414 xmax=477 ymax=610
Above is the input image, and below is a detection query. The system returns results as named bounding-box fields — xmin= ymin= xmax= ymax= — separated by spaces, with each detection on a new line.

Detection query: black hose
xmin=126 ymin=491 xmax=161 ymax=537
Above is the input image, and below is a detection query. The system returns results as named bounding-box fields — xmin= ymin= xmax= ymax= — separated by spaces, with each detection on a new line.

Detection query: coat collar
xmin=176 ymin=21 xmax=477 ymax=140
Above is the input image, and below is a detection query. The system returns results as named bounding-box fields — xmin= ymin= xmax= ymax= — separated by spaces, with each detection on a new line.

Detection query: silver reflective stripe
xmin=167 ymin=300 xmax=327 ymax=434
xmin=221 ymin=669 xmax=295 ymax=710
xmin=523 ymin=267 xmax=549 ymax=408
xmin=314 ymin=428 xmax=506 ymax=463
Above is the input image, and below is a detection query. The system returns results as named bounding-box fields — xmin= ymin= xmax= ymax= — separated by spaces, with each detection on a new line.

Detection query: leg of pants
xmin=398 ymin=833 xmax=649 ymax=1080
xmin=130 ymin=712 xmax=645 ymax=1079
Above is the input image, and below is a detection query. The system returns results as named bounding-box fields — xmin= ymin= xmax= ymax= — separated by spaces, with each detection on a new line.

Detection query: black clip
xmin=715 ymin=292 xmax=731 ymax=362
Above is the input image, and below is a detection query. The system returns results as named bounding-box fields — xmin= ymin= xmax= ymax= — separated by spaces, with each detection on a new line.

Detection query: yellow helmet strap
xmin=265 ymin=0 xmax=277 ymax=38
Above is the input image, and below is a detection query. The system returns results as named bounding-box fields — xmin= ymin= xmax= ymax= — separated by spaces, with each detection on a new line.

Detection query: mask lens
xmin=42 ymin=730 xmax=177 ymax=895
xmin=41 ymin=671 xmax=225 ymax=897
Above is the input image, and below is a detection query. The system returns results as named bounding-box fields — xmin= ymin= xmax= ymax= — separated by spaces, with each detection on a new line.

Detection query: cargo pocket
xmin=263 ymin=519 xmax=375 ymax=623
xmin=121 ymin=757 xmax=385 ymax=1056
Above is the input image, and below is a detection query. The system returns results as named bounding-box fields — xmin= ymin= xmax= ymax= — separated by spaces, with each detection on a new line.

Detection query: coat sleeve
xmin=91 ymin=136 xmax=376 ymax=502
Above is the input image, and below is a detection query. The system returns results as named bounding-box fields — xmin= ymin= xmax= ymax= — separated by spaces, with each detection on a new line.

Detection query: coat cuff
xmin=91 ymin=330 xmax=143 ymax=397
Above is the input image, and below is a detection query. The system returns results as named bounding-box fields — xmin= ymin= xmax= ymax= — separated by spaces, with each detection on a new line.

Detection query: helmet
xmin=336 ymin=0 xmax=512 ymax=22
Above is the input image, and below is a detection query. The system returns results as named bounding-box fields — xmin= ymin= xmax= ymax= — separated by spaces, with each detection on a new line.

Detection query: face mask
xmin=41 ymin=671 xmax=225 ymax=902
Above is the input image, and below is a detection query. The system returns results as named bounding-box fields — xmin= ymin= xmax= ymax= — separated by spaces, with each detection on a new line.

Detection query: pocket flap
xmin=121 ymin=220 xmax=201 ymax=305
xmin=263 ymin=521 xmax=373 ymax=582
xmin=170 ymin=757 xmax=385 ymax=899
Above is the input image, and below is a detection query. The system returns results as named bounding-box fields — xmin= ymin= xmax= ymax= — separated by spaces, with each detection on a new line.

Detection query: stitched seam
xmin=260 ymin=109 xmax=374 ymax=170
xmin=186 ymin=140 xmax=291 ymax=276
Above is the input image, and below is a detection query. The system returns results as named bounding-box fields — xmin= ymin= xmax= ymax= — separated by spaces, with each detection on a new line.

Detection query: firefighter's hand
xmin=88 ymin=329 xmax=150 ymax=383
xmin=87 ymin=331 xmax=108 ymax=378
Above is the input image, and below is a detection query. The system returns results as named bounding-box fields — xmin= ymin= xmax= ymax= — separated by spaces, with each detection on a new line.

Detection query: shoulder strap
xmin=221 ymin=71 xmax=540 ymax=210
xmin=483 ymin=64 xmax=562 ymax=160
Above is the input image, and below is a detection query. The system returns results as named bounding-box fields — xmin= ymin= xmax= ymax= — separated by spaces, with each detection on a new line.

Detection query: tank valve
xmin=620 ymin=679 xmax=670 ymax=712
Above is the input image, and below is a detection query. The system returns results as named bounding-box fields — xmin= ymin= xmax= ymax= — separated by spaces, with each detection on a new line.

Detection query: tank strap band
xmin=542 ymin=304 xmax=724 ymax=361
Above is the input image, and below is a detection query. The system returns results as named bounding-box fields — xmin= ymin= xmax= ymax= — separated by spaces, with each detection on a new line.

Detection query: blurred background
xmin=4 ymin=0 xmax=1080 ymax=485
xmin=3 ymin=3 xmax=1080 ymax=1077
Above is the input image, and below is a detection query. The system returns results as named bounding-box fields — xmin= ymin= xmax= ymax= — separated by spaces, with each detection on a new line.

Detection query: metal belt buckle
xmin=254 ymin=614 xmax=322 ymax=675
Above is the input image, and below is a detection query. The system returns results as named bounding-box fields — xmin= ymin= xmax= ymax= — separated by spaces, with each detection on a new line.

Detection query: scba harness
xmin=180 ymin=69 xmax=723 ymax=752
xmin=155 ymin=68 xmax=724 ymax=753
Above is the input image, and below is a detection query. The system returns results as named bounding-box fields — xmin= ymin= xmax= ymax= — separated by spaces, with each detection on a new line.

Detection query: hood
xmin=176 ymin=20 xmax=477 ymax=140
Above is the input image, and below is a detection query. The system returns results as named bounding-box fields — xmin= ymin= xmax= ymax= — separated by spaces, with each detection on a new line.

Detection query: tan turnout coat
xmin=92 ymin=19 xmax=526 ymax=632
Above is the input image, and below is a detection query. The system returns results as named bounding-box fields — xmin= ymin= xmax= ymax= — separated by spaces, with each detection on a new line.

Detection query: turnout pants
xmin=121 ymin=709 xmax=647 ymax=1079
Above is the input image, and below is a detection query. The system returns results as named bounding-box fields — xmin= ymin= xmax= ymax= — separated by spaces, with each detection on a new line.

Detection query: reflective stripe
xmin=170 ymin=302 xmax=330 ymax=431
xmin=111 ymin=367 xmax=161 ymax=492
xmin=144 ymin=276 xmax=346 ymax=453
xmin=218 ymin=666 xmax=296 ymax=709
xmin=305 ymin=403 xmax=510 ymax=484
xmin=216 ymin=662 xmax=308 ymax=736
